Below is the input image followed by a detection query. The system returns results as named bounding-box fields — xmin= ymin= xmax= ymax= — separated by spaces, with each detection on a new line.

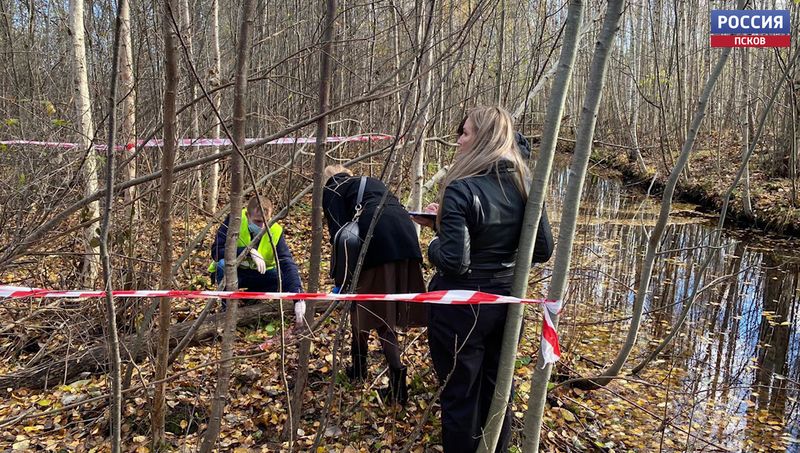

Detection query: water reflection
xmin=548 ymin=160 xmax=800 ymax=451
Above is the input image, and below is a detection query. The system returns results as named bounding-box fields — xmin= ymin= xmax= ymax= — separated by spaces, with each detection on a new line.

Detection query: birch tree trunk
xmin=199 ymin=0 xmax=255 ymax=448
xmin=478 ymin=1 xmax=586 ymax=451
xmin=741 ymin=48 xmax=754 ymax=217
xmin=518 ymin=2 xmax=624 ymax=450
xmin=284 ymin=0 xmax=336 ymax=443
xmin=152 ymin=0 xmax=179 ymax=446
xmin=69 ymin=0 xmax=100 ymax=288
xmin=206 ymin=0 xmax=222 ymax=213
xmin=628 ymin=1 xmax=647 ymax=172
xmin=180 ymin=0 xmax=203 ymax=210
xmin=407 ymin=0 xmax=434 ymax=228
xmin=119 ymin=0 xmax=137 ymax=216
xmin=572 ymin=0 xmax=748 ymax=391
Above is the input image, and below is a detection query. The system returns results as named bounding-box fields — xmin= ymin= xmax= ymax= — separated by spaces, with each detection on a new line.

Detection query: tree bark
xmin=206 ymin=0 xmax=222 ymax=213
xmin=284 ymin=0 xmax=336 ymax=444
xmin=69 ymin=0 xmax=100 ymax=288
xmin=119 ymin=0 xmax=137 ymax=217
xmin=180 ymin=0 xmax=203 ymax=210
xmin=406 ymin=0 xmax=434 ymax=227
xmin=741 ymin=48 xmax=753 ymax=217
xmin=518 ymin=2 xmax=624 ymax=451
xmin=100 ymin=1 xmax=125 ymax=449
xmin=478 ymin=1 xmax=587 ymax=451
xmin=199 ymin=0 xmax=255 ymax=448
xmin=152 ymin=0 xmax=180 ymax=446
xmin=627 ymin=1 xmax=647 ymax=172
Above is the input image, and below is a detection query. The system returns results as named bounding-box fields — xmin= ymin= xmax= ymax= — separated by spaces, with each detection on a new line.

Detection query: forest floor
xmin=583 ymin=138 xmax=800 ymax=238
xmin=1 ymin=184 xmax=794 ymax=452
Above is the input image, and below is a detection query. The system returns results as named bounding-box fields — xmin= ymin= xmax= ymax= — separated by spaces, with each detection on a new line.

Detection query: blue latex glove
xmin=218 ymin=259 xmax=225 ymax=268
xmin=331 ymin=286 xmax=341 ymax=294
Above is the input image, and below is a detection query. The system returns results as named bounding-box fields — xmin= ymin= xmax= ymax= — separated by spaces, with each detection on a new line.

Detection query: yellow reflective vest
xmin=208 ymin=208 xmax=283 ymax=273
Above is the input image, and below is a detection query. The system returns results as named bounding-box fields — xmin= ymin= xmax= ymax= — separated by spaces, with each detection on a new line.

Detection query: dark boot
xmin=345 ymin=353 xmax=368 ymax=382
xmin=378 ymin=366 xmax=408 ymax=406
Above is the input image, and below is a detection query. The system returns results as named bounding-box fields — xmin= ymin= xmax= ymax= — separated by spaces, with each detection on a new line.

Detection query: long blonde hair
xmin=438 ymin=106 xmax=530 ymax=209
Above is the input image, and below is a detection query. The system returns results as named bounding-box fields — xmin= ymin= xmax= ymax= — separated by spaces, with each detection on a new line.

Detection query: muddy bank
xmin=577 ymin=147 xmax=800 ymax=238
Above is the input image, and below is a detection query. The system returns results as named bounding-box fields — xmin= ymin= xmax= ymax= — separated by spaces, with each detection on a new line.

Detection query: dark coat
xmin=323 ymin=173 xmax=423 ymax=271
xmin=516 ymin=132 xmax=532 ymax=159
xmin=210 ymin=216 xmax=303 ymax=292
xmin=428 ymin=159 xmax=553 ymax=293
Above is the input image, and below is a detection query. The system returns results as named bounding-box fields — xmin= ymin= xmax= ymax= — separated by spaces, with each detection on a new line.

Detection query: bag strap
xmin=353 ymin=176 xmax=367 ymax=221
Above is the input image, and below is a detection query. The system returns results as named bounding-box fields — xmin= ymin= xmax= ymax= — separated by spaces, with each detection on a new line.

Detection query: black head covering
xmin=515 ymin=131 xmax=531 ymax=159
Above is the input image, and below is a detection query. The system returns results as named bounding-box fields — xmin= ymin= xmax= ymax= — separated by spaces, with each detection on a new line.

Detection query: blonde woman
xmin=412 ymin=106 xmax=553 ymax=452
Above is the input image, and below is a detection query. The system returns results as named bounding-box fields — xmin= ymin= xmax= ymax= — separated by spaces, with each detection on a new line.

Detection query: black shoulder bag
xmin=331 ymin=176 xmax=367 ymax=289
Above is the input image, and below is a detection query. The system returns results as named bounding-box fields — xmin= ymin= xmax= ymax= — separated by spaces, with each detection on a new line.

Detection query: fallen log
xmin=0 ymin=302 xmax=282 ymax=390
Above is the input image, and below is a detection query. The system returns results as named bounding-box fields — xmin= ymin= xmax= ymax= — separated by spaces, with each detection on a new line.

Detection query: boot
xmin=378 ymin=366 xmax=408 ymax=406
xmin=345 ymin=353 xmax=368 ymax=382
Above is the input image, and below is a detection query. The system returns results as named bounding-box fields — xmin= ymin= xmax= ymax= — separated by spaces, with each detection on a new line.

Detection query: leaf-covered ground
xmin=3 ymin=293 xmax=794 ymax=452
xmin=1 ymin=190 xmax=797 ymax=452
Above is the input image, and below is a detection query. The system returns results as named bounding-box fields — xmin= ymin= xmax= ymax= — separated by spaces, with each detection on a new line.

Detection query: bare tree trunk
xmin=741 ymin=48 xmax=753 ymax=217
xmin=478 ymin=1 xmax=587 ymax=452
xmin=180 ymin=0 xmax=202 ymax=210
xmin=152 ymin=0 xmax=180 ymax=446
xmin=100 ymin=2 xmax=125 ymax=450
xmin=69 ymin=0 xmax=100 ymax=288
xmin=628 ymin=1 xmax=647 ymax=172
xmin=518 ymin=5 xmax=629 ymax=451
xmin=284 ymin=0 xmax=336 ymax=444
xmin=791 ymin=79 xmax=798 ymax=207
xmin=494 ymin=0 xmax=505 ymax=103
xmin=519 ymin=1 xmax=624 ymax=450
xmin=199 ymin=0 xmax=255 ymax=450
xmin=407 ymin=0 xmax=434 ymax=229
xmin=571 ymin=0 xmax=748 ymax=391
xmin=119 ymin=0 xmax=137 ymax=216
xmin=511 ymin=12 xmax=594 ymax=122
xmin=206 ymin=0 xmax=222 ymax=213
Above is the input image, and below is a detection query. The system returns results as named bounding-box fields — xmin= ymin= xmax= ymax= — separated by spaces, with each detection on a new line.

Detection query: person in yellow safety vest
xmin=209 ymin=196 xmax=305 ymax=322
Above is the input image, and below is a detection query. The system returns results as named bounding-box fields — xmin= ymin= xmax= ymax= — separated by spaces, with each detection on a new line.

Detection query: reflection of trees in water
xmin=550 ymin=162 xmax=799 ymax=444
xmin=754 ymin=253 xmax=797 ymax=414
xmin=708 ymin=241 xmax=745 ymax=408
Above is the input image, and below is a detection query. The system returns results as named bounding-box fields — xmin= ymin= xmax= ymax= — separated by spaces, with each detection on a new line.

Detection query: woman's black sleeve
xmin=532 ymin=206 xmax=554 ymax=263
xmin=428 ymin=183 xmax=472 ymax=276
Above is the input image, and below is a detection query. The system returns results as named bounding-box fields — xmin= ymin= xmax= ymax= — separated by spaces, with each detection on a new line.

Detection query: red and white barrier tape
xmin=0 ymin=134 xmax=394 ymax=151
xmin=0 ymin=285 xmax=562 ymax=363
xmin=540 ymin=300 xmax=562 ymax=365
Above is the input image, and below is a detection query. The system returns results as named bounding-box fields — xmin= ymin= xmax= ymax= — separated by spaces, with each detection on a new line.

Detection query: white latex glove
xmin=294 ymin=300 xmax=306 ymax=325
xmin=249 ymin=248 xmax=267 ymax=274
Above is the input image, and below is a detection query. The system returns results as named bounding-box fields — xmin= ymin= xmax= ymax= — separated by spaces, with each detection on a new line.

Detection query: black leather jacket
xmin=428 ymin=160 xmax=553 ymax=291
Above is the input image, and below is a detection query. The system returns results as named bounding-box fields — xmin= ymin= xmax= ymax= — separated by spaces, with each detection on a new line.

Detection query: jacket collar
xmin=479 ymin=159 xmax=516 ymax=175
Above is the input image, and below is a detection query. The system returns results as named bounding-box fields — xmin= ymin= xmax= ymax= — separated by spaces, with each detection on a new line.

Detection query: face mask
xmin=248 ymin=222 xmax=262 ymax=235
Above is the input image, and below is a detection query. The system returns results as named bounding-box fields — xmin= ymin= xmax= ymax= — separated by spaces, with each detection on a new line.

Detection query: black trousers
xmin=428 ymin=303 xmax=513 ymax=453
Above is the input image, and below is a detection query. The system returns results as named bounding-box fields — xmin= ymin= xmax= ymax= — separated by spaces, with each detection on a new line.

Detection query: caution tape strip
xmin=0 ymin=285 xmax=562 ymax=363
xmin=0 ymin=134 xmax=394 ymax=151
